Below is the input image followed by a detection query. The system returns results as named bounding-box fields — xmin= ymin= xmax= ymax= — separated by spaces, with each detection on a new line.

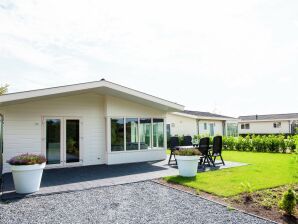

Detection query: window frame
xmin=152 ymin=118 xmax=165 ymax=149
xmin=273 ymin=122 xmax=281 ymax=128
xmin=109 ymin=117 xmax=165 ymax=153
xmin=241 ymin=123 xmax=250 ymax=130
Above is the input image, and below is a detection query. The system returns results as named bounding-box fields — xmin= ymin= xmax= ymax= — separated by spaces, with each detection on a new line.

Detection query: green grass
xmin=164 ymin=151 xmax=298 ymax=197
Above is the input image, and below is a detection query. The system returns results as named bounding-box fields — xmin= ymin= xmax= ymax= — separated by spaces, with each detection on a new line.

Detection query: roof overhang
xmin=172 ymin=112 xmax=238 ymax=121
xmin=0 ymin=80 xmax=184 ymax=112
xmin=239 ymin=119 xmax=296 ymax=123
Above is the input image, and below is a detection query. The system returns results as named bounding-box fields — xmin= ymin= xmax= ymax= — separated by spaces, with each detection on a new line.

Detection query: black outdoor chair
xmin=183 ymin=136 xmax=193 ymax=146
xmin=212 ymin=136 xmax=225 ymax=165
xmin=198 ymin=137 xmax=215 ymax=167
xmin=168 ymin=136 xmax=180 ymax=164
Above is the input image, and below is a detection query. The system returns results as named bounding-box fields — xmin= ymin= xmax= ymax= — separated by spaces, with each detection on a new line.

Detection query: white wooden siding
xmin=238 ymin=121 xmax=290 ymax=134
xmin=198 ymin=120 xmax=224 ymax=136
xmin=166 ymin=113 xmax=198 ymax=137
xmin=1 ymin=93 xmax=105 ymax=173
xmin=166 ymin=113 xmax=225 ymax=137
xmin=1 ymin=93 xmax=169 ymax=173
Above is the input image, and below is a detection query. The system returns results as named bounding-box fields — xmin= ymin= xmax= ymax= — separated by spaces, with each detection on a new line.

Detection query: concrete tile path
xmin=1 ymin=157 xmax=247 ymax=200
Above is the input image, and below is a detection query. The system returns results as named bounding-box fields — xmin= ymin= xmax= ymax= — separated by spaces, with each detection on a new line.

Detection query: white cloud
xmin=0 ymin=0 xmax=298 ymax=116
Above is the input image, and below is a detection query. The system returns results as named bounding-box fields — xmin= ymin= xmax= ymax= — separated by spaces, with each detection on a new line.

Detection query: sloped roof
xmin=0 ymin=79 xmax=184 ymax=112
xmin=239 ymin=113 xmax=298 ymax=121
xmin=182 ymin=110 xmax=236 ymax=119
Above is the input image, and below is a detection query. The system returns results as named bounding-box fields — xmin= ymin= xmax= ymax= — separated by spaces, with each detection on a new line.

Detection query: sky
xmin=0 ymin=0 xmax=297 ymax=117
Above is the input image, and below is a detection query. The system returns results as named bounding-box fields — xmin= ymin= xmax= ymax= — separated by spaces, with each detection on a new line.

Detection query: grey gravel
xmin=0 ymin=181 xmax=274 ymax=224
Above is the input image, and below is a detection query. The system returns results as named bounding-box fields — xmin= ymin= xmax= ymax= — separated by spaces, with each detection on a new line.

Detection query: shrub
xmin=286 ymin=136 xmax=297 ymax=152
xmin=240 ymin=182 xmax=253 ymax=202
xmin=174 ymin=134 xmax=298 ymax=153
xmin=235 ymin=136 xmax=244 ymax=151
xmin=278 ymin=189 xmax=297 ymax=215
xmin=7 ymin=153 xmax=47 ymax=165
xmin=174 ymin=148 xmax=201 ymax=156
xmin=252 ymin=135 xmax=265 ymax=152
xmin=223 ymin=136 xmax=235 ymax=150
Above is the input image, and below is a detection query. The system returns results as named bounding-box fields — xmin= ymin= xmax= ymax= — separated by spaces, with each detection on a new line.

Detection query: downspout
xmin=0 ymin=113 xmax=3 ymax=151
xmin=0 ymin=113 xmax=3 ymax=197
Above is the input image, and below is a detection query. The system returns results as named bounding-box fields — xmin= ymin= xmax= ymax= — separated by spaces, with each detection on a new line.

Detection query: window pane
xmin=126 ymin=118 xmax=139 ymax=150
xmin=111 ymin=118 xmax=124 ymax=151
xmin=227 ymin=123 xmax=238 ymax=136
xmin=139 ymin=118 xmax=151 ymax=149
xmin=46 ymin=119 xmax=61 ymax=164
xmin=66 ymin=120 xmax=80 ymax=163
xmin=153 ymin=119 xmax=164 ymax=148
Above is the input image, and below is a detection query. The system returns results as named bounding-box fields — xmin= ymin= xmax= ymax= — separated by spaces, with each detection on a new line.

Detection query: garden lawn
xmin=164 ymin=151 xmax=298 ymax=197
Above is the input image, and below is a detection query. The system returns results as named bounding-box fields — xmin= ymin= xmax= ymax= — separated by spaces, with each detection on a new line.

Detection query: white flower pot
xmin=176 ymin=156 xmax=200 ymax=177
xmin=11 ymin=163 xmax=46 ymax=194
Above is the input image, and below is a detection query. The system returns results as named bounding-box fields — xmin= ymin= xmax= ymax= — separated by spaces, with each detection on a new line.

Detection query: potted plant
xmin=174 ymin=148 xmax=201 ymax=177
xmin=7 ymin=153 xmax=47 ymax=194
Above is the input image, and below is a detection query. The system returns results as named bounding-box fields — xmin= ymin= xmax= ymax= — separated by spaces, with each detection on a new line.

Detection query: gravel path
xmin=0 ymin=181 xmax=274 ymax=224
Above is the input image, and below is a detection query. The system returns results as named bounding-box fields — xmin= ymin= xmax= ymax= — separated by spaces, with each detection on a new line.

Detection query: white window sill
xmin=109 ymin=148 xmax=165 ymax=154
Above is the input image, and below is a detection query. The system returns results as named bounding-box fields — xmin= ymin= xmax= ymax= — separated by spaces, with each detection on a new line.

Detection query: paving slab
xmin=1 ymin=157 xmax=247 ymax=200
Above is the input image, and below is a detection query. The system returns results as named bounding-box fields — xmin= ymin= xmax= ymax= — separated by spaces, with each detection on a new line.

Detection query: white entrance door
xmin=43 ymin=117 xmax=82 ymax=166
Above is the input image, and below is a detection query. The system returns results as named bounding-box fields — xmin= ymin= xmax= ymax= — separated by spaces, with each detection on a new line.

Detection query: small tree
xmin=279 ymin=189 xmax=297 ymax=216
xmin=0 ymin=84 xmax=8 ymax=95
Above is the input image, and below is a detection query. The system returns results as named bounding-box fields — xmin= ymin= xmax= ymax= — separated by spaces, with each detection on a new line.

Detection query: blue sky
xmin=0 ymin=0 xmax=298 ymax=117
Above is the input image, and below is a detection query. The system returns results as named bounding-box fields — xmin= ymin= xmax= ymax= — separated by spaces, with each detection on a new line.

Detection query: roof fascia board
xmin=239 ymin=119 xmax=296 ymax=123
xmin=0 ymin=80 xmax=184 ymax=111
xmin=172 ymin=112 xmax=235 ymax=121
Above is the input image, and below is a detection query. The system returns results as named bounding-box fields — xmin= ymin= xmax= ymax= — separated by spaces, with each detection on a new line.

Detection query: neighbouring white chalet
xmin=238 ymin=113 xmax=298 ymax=135
xmin=0 ymin=80 xmax=184 ymax=173
xmin=167 ymin=111 xmax=238 ymax=138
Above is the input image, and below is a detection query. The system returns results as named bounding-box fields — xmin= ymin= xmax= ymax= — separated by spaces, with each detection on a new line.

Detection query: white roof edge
xmin=172 ymin=112 xmax=238 ymax=121
xmin=239 ymin=118 xmax=296 ymax=123
xmin=0 ymin=80 xmax=184 ymax=111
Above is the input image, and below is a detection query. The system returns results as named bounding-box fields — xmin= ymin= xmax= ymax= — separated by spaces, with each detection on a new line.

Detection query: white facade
xmin=166 ymin=113 xmax=198 ymax=137
xmin=238 ymin=120 xmax=291 ymax=135
xmin=198 ymin=120 xmax=224 ymax=136
xmin=0 ymin=80 xmax=183 ymax=173
xmin=166 ymin=112 xmax=237 ymax=137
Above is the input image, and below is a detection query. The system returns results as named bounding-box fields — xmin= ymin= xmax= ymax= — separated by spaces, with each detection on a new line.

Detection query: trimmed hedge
xmin=172 ymin=134 xmax=298 ymax=153
xmin=222 ymin=135 xmax=297 ymax=153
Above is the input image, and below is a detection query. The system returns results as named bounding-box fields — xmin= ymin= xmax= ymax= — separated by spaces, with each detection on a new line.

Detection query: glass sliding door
xmin=126 ymin=118 xmax=139 ymax=150
xmin=139 ymin=118 xmax=152 ymax=150
xmin=153 ymin=119 xmax=164 ymax=148
xmin=46 ymin=119 xmax=61 ymax=165
xmin=66 ymin=119 xmax=80 ymax=163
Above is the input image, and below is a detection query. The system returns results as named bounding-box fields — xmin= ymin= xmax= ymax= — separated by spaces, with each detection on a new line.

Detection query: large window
xmin=153 ymin=119 xmax=164 ymax=148
xmin=126 ymin=118 xmax=139 ymax=150
xmin=227 ymin=123 xmax=238 ymax=136
xmin=139 ymin=118 xmax=152 ymax=150
xmin=111 ymin=118 xmax=164 ymax=151
xmin=111 ymin=118 xmax=124 ymax=151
